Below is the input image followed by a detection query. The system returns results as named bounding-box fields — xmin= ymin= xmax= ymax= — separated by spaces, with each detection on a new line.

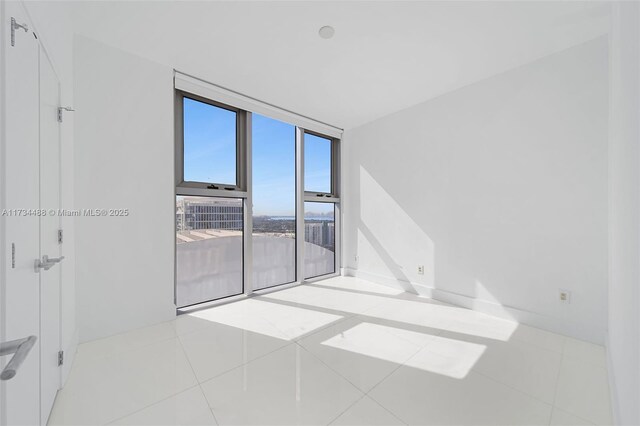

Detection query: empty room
xmin=1 ymin=1 xmax=639 ymax=425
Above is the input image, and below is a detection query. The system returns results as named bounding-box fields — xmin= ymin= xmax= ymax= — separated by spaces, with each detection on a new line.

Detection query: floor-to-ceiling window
xmin=175 ymin=94 xmax=247 ymax=308
xmin=174 ymin=75 xmax=341 ymax=308
xmin=252 ymin=114 xmax=296 ymax=290
xmin=303 ymin=132 xmax=338 ymax=278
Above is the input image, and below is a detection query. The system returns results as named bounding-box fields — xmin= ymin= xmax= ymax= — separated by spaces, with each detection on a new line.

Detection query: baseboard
xmin=344 ymin=267 xmax=605 ymax=344
xmin=344 ymin=268 xmax=435 ymax=296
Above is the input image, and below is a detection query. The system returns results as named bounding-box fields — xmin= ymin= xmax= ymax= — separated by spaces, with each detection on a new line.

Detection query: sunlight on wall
xmin=358 ymin=166 xmax=435 ymax=292
xmin=474 ymin=279 xmax=517 ymax=320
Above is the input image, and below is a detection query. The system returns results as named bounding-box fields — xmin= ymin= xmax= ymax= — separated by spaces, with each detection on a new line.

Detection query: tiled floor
xmin=48 ymin=277 xmax=613 ymax=425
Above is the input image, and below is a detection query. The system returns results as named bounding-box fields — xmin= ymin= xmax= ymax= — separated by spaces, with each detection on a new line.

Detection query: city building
xmin=176 ymin=197 xmax=243 ymax=232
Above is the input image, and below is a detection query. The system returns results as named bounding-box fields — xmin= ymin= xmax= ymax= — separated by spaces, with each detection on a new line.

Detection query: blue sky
xmin=183 ymin=98 xmax=333 ymax=216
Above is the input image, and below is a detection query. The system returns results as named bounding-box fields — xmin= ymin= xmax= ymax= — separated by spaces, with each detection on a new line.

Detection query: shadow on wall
xmin=346 ymin=37 xmax=609 ymax=343
xmin=355 ymin=166 xmax=514 ymax=319
xmin=357 ymin=166 xmax=435 ymax=294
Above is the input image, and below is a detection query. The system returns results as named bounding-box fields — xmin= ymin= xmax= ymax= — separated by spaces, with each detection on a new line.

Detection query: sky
xmin=183 ymin=98 xmax=333 ymax=216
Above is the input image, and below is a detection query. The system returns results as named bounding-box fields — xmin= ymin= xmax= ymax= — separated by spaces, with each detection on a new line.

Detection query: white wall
xmin=74 ymin=36 xmax=175 ymax=342
xmin=607 ymin=2 xmax=640 ymax=425
xmin=21 ymin=0 xmax=77 ymax=383
xmin=343 ymin=37 xmax=609 ymax=344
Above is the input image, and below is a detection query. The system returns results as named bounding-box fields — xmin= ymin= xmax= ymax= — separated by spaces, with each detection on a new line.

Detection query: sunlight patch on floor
xmin=321 ymin=322 xmax=486 ymax=379
xmin=187 ymin=298 xmax=343 ymax=340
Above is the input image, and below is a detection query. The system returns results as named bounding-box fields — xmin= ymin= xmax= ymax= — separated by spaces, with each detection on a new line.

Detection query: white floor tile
xmin=179 ymin=320 xmax=290 ymax=383
xmin=369 ymin=365 xmax=552 ymax=425
xmin=298 ymin=317 xmax=424 ymax=392
xmin=252 ymin=298 xmax=346 ymax=340
xmin=49 ymin=338 xmax=198 ymax=425
xmin=550 ymin=407 xmax=596 ymax=425
xmin=76 ymin=321 xmax=178 ymax=361
xmin=363 ymin=297 xmax=518 ymax=341
xmin=200 ymin=344 xmax=363 ymax=425
xmin=330 ymin=396 xmax=405 ymax=426
xmin=554 ymin=357 xmax=612 ymax=425
xmin=402 ymin=334 xmax=489 ymax=380
xmin=260 ymin=283 xmax=388 ymax=316
xmin=438 ymin=331 xmax=562 ymax=403
xmin=510 ymin=324 xmax=566 ymax=353
xmin=563 ymin=338 xmax=607 ymax=367
xmin=109 ymin=387 xmax=217 ymax=426
xmin=50 ymin=276 xmax=614 ymax=426
xmin=174 ymin=314 xmax=222 ymax=336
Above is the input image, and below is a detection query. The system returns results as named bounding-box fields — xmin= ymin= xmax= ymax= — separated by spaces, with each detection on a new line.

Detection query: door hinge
xmin=10 ymin=17 xmax=29 ymax=47
xmin=57 ymin=351 xmax=64 ymax=366
xmin=58 ymin=229 xmax=63 ymax=244
xmin=57 ymin=106 xmax=74 ymax=123
xmin=11 ymin=243 xmax=16 ymax=268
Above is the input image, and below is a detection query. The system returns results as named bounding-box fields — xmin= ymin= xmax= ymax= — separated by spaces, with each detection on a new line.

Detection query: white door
xmin=39 ymin=46 xmax=62 ymax=425
xmin=1 ymin=2 xmax=41 ymax=425
xmin=1 ymin=3 xmax=63 ymax=425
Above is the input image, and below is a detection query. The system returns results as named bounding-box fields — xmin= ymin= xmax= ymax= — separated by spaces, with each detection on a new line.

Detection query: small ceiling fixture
xmin=318 ymin=26 xmax=335 ymax=39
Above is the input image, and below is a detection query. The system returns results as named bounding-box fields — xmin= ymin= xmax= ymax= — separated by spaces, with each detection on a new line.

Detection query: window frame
xmin=302 ymin=130 xmax=340 ymax=203
xmin=251 ymin=112 xmax=298 ymax=291
xmin=175 ymin=90 xmax=248 ymax=198
xmin=174 ymin=81 xmax=342 ymax=311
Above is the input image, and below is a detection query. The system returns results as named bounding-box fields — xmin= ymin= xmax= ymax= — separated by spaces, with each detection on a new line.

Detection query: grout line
xmin=364 ymin=393 xmax=409 ymax=426
xmin=187 ymin=337 xmax=294 ymax=386
xmin=363 ymin=353 xmax=413 ymax=397
xmin=467 ymin=367 xmax=555 ymax=411
xmin=291 ymin=315 xmax=355 ymax=343
xmin=76 ymin=323 xmax=180 ymax=364
xmin=70 ymin=337 xmax=200 ymax=425
xmin=324 ymin=393 xmax=368 ymax=426
xmin=292 ymin=340 xmax=365 ymax=395
xmin=548 ymin=407 xmax=597 ymax=426
xmin=104 ymin=383 xmax=203 ymax=425
xmin=257 ymin=305 xmax=354 ymax=344
xmin=175 ymin=333 xmax=220 ymax=426
xmin=549 ymin=345 xmax=566 ymax=425
xmin=548 ymin=349 xmax=601 ymax=426
xmin=290 ymin=339 xmax=406 ymax=424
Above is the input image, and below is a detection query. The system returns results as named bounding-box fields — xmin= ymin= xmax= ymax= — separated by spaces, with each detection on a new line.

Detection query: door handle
xmin=0 ymin=336 xmax=37 ymax=380
xmin=34 ymin=255 xmax=65 ymax=272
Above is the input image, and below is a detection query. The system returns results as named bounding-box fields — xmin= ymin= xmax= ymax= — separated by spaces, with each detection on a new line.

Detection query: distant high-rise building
xmin=304 ymin=220 xmax=335 ymax=252
xmin=305 ymin=222 xmax=324 ymax=246
xmin=176 ymin=197 xmax=243 ymax=231
xmin=325 ymin=222 xmax=335 ymax=249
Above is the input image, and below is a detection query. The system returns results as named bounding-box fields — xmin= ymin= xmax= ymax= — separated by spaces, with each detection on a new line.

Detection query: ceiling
xmin=70 ymin=1 xmax=610 ymax=130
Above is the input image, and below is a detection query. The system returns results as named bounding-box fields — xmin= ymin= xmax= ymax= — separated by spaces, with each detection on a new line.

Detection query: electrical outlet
xmin=354 ymin=255 xmax=359 ymax=263
xmin=417 ymin=265 xmax=424 ymax=275
xmin=559 ymin=289 xmax=571 ymax=303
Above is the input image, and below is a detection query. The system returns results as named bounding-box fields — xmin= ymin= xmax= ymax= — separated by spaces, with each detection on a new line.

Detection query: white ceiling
xmin=71 ymin=1 xmax=610 ymax=130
